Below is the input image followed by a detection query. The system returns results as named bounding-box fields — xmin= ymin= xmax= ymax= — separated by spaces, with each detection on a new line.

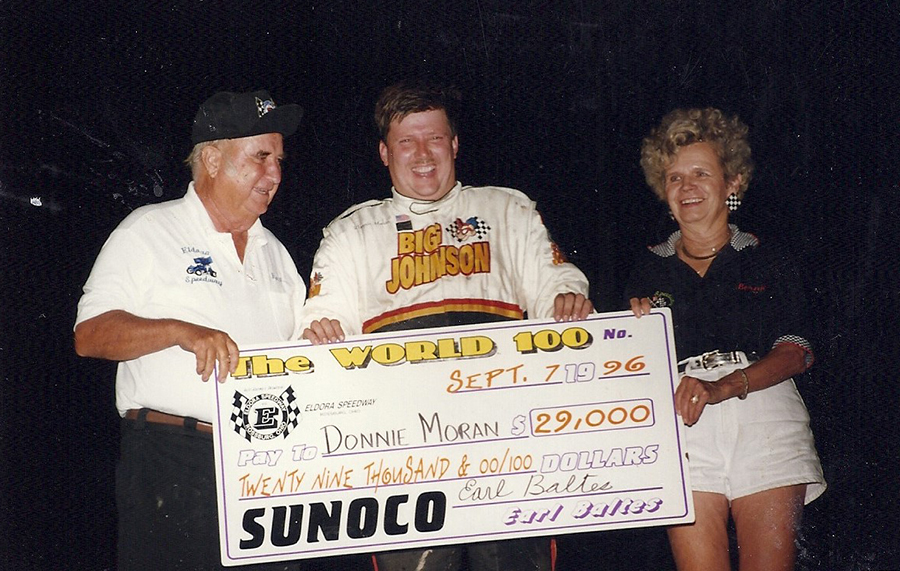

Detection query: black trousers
xmin=117 ymin=418 xmax=370 ymax=571
xmin=372 ymin=537 xmax=555 ymax=571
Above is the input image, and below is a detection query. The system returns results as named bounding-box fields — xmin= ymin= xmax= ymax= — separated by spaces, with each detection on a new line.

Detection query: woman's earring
xmin=726 ymin=193 xmax=741 ymax=212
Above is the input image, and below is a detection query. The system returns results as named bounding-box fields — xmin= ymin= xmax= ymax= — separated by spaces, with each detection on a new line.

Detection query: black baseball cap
xmin=191 ymin=90 xmax=303 ymax=145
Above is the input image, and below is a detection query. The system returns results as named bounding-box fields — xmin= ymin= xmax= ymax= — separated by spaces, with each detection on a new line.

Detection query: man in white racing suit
xmin=299 ymin=81 xmax=593 ymax=571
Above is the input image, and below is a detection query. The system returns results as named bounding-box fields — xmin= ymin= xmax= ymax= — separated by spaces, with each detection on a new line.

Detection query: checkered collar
xmin=648 ymin=224 xmax=759 ymax=257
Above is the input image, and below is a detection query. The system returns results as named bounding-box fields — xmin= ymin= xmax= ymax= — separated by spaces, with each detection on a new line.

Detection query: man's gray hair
xmin=184 ymin=140 xmax=226 ymax=179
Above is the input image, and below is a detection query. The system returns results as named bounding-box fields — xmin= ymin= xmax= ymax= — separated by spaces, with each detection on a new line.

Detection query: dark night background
xmin=2 ymin=1 xmax=899 ymax=569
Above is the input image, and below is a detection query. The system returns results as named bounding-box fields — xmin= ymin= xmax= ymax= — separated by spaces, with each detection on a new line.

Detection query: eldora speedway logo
xmin=231 ymin=386 xmax=301 ymax=442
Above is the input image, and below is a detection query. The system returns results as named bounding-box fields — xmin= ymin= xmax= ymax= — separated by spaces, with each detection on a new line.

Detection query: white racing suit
xmin=300 ymin=182 xmax=589 ymax=570
xmin=299 ymin=182 xmax=589 ymax=336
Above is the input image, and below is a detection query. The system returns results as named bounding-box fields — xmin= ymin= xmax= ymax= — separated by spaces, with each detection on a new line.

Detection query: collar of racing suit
xmin=390 ymin=181 xmax=463 ymax=215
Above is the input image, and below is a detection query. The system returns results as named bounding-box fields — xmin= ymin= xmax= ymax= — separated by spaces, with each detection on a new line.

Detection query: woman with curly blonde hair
xmin=628 ymin=108 xmax=825 ymax=571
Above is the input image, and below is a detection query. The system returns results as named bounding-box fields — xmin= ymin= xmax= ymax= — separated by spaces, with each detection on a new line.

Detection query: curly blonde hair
xmin=640 ymin=108 xmax=753 ymax=201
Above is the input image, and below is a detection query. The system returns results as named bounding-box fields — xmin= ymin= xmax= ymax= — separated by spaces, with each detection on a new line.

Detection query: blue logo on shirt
xmin=187 ymin=256 xmax=217 ymax=278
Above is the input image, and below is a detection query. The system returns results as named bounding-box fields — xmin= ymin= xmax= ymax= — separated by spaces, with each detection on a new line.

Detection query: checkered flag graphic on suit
xmin=281 ymin=386 xmax=302 ymax=437
xmin=469 ymin=217 xmax=491 ymax=239
xmin=231 ymin=391 xmax=251 ymax=441
xmin=446 ymin=216 xmax=491 ymax=242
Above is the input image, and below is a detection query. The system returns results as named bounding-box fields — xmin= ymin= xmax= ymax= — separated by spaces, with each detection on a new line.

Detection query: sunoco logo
xmin=230 ymin=387 xmax=301 ymax=442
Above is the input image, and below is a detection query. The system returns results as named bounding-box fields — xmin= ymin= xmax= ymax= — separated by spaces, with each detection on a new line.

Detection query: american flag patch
xmin=396 ymin=214 xmax=413 ymax=231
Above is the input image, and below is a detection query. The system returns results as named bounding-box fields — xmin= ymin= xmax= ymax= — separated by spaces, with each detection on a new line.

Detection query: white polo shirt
xmin=76 ymin=183 xmax=305 ymax=423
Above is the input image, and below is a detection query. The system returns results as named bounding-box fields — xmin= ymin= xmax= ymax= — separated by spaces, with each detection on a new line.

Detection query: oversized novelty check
xmin=213 ymin=309 xmax=692 ymax=566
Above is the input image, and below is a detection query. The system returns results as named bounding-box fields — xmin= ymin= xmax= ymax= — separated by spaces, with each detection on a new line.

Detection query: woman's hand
xmin=675 ymin=343 xmax=811 ymax=425
xmin=674 ymin=375 xmax=733 ymax=426
xmin=629 ymin=297 xmax=653 ymax=318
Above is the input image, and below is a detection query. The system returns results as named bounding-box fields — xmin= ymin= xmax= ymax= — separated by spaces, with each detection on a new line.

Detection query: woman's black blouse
xmin=623 ymin=226 xmax=813 ymax=363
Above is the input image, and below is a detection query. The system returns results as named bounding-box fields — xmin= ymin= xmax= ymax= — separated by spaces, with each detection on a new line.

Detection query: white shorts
xmin=680 ymin=352 xmax=826 ymax=504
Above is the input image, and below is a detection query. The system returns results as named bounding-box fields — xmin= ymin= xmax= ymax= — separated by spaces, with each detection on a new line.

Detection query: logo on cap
xmin=256 ymin=97 xmax=277 ymax=118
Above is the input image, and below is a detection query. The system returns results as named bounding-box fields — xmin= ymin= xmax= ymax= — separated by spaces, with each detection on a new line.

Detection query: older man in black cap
xmin=75 ymin=90 xmax=307 ymax=570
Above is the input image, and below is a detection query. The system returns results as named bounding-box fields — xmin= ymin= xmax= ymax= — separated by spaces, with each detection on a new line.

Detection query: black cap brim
xmin=191 ymin=90 xmax=304 ymax=145
xmin=250 ymin=104 xmax=303 ymax=140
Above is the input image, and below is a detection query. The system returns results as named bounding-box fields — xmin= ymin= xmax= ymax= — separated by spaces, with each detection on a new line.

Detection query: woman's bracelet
xmin=737 ymin=369 xmax=750 ymax=400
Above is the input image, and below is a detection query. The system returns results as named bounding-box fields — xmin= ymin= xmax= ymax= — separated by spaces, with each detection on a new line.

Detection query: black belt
xmin=124 ymin=408 xmax=213 ymax=435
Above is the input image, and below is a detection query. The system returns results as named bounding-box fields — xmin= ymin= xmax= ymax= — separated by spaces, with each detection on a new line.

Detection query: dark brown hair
xmin=374 ymin=81 xmax=461 ymax=141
